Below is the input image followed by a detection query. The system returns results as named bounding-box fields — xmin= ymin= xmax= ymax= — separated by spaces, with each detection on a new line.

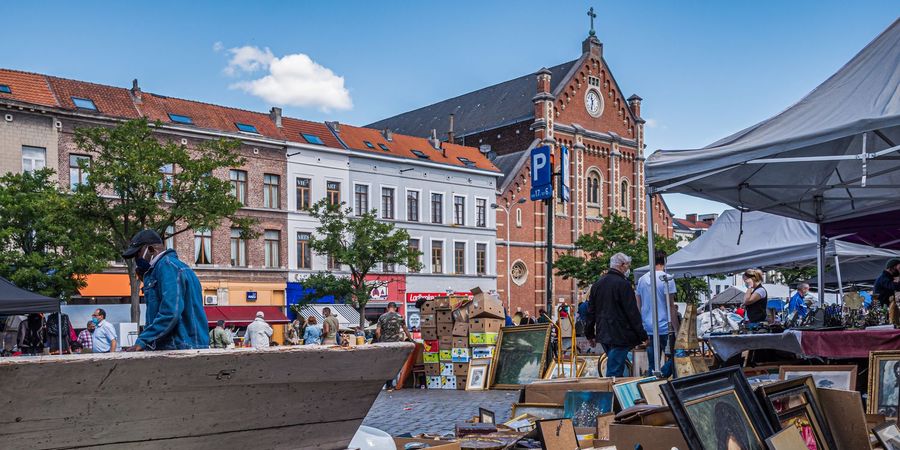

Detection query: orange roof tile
xmin=336 ymin=124 xmax=500 ymax=172
xmin=0 ymin=69 xmax=58 ymax=107
xmin=46 ymin=76 xmax=142 ymax=118
xmin=281 ymin=117 xmax=342 ymax=148
xmin=139 ymin=93 xmax=284 ymax=140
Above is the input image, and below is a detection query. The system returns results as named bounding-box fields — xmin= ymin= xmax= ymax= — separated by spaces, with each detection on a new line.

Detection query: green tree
xmin=290 ymin=272 xmax=354 ymax=317
xmin=0 ymin=169 xmax=111 ymax=300
xmin=72 ymin=119 xmax=256 ymax=322
xmin=307 ymin=199 xmax=422 ymax=327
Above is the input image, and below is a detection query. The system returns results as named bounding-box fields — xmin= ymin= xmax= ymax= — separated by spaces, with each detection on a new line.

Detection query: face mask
xmin=91 ymin=317 xmax=100 ymax=325
xmin=624 ymin=269 xmax=631 ymax=277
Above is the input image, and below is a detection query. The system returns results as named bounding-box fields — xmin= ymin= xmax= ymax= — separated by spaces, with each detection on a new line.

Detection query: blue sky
xmin=5 ymin=1 xmax=897 ymax=217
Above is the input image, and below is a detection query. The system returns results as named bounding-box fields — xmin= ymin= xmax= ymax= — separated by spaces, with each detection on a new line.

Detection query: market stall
xmin=707 ymin=327 xmax=900 ymax=361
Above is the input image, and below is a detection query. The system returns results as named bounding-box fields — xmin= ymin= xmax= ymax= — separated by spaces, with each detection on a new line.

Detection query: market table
xmin=706 ymin=327 xmax=900 ymax=360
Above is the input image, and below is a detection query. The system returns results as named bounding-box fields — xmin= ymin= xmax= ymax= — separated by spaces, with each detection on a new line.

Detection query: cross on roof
xmin=588 ymin=7 xmax=597 ymax=37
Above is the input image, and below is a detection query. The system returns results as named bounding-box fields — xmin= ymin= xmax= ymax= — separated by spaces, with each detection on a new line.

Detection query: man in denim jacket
xmin=122 ymin=229 xmax=209 ymax=351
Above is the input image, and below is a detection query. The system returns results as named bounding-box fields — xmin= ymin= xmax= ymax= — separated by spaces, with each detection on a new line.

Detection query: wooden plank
xmin=0 ymin=343 xmax=413 ymax=449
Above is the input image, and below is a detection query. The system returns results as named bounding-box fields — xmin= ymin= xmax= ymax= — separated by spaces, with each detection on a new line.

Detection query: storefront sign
xmin=246 ymin=291 xmax=257 ymax=301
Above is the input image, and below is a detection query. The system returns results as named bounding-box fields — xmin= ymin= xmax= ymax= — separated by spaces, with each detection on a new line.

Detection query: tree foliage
xmin=72 ymin=119 xmax=256 ymax=321
xmin=0 ymin=169 xmax=111 ymax=300
xmin=294 ymin=272 xmax=354 ymax=306
xmin=307 ymin=199 xmax=422 ymax=327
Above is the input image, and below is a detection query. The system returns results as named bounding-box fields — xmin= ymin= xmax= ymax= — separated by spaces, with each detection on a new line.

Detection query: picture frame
xmin=873 ymin=420 xmax=900 ymax=450
xmin=465 ymin=364 xmax=488 ymax=391
xmin=756 ymin=376 xmax=837 ymax=450
xmin=598 ymin=353 xmax=633 ymax=377
xmin=637 ymin=378 xmax=668 ymax=406
xmin=536 ymin=418 xmax=580 ymax=450
xmin=764 ymin=425 xmax=807 ymax=450
xmin=613 ymin=376 xmax=656 ymax=409
xmin=488 ymin=324 xmax=552 ymax=389
xmin=577 ymin=356 xmax=601 ymax=378
xmin=661 ymin=366 xmax=776 ymax=450
xmin=478 ymin=407 xmax=495 ymax=425
xmin=867 ymin=350 xmax=900 ymax=416
xmin=511 ymin=402 xmax=565 ymax=420
xmin=563 ymin=390 xmax=614 ymax=428
xmin=543 ymin=359 xmax=586 ymax=379
xmin=778 ymin=364 xmax=858 ymax=391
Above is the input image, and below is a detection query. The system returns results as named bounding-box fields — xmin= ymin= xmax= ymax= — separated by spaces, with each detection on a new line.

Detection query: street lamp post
xmin=492 ymin=198 xmax=526 ymax=313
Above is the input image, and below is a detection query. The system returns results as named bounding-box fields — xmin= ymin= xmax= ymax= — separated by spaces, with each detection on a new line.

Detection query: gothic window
xmin=586 ymin=170 xmax=603 ymax=218
xmin=620 ymin=179 xmax=630 ymax=215
xmin=511 ymin=260 xmax=528 ymax=286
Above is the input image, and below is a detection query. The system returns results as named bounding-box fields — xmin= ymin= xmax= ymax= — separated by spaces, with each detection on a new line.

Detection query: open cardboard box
xmin=609 ymin=423 xmax=688 ymax=450
xmin=394 ymin=437 xmax=461 ymax=450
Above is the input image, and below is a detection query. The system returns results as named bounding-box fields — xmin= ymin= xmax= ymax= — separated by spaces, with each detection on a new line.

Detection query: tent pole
xmin=816 ymin=223 xmax=825 ymax=308
xmin=646 ymin=191 xmax=660 ymax=377
xmin=58 ymin=302 xmax=63 ymax=355
xmin=834 ymin=255 xmax=844 ymax=304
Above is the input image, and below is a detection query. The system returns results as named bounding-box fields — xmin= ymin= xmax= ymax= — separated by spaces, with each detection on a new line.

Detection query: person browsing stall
xmin=874 ymin=258 xmax=900 ymax=307
xmin=121 ymin=229 xmax=209 ymax=351
xmin=788 ymin=283 xmax=810 ymax=318
xmin=741 ymin=269 xmax=768 ymax=324
xmin=636 ymin=249 xmax=677 ymax=377
xmin=584 ymin=252 xmax=647 ymax=377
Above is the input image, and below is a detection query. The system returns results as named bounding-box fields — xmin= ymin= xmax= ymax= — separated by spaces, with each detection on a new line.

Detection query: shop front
xmin=200 ymin=280 xmax=288 ymax=344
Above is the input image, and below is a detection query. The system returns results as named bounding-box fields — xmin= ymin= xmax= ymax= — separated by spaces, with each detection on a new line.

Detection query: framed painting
xmin=756 ymin=376 xmax=837 ymax=450
xmin=466 ymin=364 xmax=488 ymax=391
xmin=778 ymin=365 xmax=858 ymax=391
xmin=867 ymin=351 xmax=900 ymax=416
xmin=637 ymin=378 xmax=668 ymax=406
xmin=614 ymin=376 xmax=656 ymax=409
xmin=873 ymin=420 xmax=900 ymax=450
xmin=511 ymin=402 xmax=565 ymax=420
xmin=479 ymin=407 xmax=495 ymax=425
xmin=662 ymin=366 xmax=775 ymax=450
xmin=536 ymin=419 xmax=580 ymax=450
xmin=563 ymin=390 xmax=614 ymax=428
xmin=488 ymin=324 xmax=552 ymax=389
xmin=577 ymin=356 xmax=601 ymax=378
xmin=543 ymin=359 xmax=586 ymax=380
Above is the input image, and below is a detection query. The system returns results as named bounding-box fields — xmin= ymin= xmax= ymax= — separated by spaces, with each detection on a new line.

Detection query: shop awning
xmin=204 ymin=306 xmax=290 ymax=327
xmin=77 ymin=274 xmax=140 ymax=297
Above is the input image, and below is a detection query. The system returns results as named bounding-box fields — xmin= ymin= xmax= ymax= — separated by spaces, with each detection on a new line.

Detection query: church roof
xmin=367 ymin=59 xmax=579 ymax=139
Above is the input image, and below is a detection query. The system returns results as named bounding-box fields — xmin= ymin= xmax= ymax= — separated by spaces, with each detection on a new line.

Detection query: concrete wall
xmin=0 ymin=111 xmax=58 ymax=177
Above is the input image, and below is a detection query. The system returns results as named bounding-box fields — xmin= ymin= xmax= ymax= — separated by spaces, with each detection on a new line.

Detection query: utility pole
xmin=545 ymin=161 xmax=555 ymax=315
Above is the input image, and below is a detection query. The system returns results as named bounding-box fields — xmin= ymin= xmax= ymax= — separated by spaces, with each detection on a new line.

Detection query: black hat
xmin=122 ymin=229 xmax=163 ymax=259
xmin=886 ymin=258 xmax=900 ymax=270
xmin=387 ymin=301 xmax=398 ymax=309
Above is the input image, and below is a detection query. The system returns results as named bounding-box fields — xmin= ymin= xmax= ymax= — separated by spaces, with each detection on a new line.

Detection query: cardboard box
xmin=434 ymin=296 xmax=451 ymax=310
xmin=468 ymin=332 xmax=496 ymax=345
xmin=471 ymin=346 xmax=494 ymax=359
xmin=454 ymin=362 xmax=469 ymax=376
xmin=483 ymin=332 xmax=498 ymax=345
xmin=423 ymin=339 xmax=439 ymax=353
xmin=452 ymin=321 xmax=469 ymax=337
xmin=421 ymin=326 xmax=438 ymax=341
xmin=469 ymin=318 xmax=503 ymax=333
xmin=424 ymin=362 xmax=441 ymax=376
xmin=441 ymin=375 xmax=457 ymax=389
xmin=394 ymin=438 xmax=461 ymax=450
xmin=819 ymin=387 xmax=871 ymax=450
xmin=439 ymin=335 xmax=453 ymax=349
xmin=466 ymin=287 xmax=504 ymax=319
xmin=452 ymin=304 xmax=471 ymax=323
xmin=436 ymin=310 xmax=453 ymax=324
xmin=423 ymin=352 xmax=439 ymax=364
xmin=452 ymin=336 xmax=469 ymax=349
xmin=439 ymin=349 xmax=453 ymax=362
xmin=449 ymin=295 xmax=470 ymax=310
xmin=420 ymin=300 xmax=435 ymax=314
xmin=456 ymin=376 xmax=468 ymax=390
xmin=608 ymin=423 xmax=687 ymax=450
xmin=441 ymin=362 xmax=454 ymax=376
xmin=451 ymin=348 xmax=470 ymax=363
xmin=420 ymin=314 xmax=437 ymax=328
xmin=524 ymin=378 xmax=616 ymax=404
xmin=426 ymin=376 xmax=442 ymax=389
xmin=437 ymin=323 xmax=454 ymax=337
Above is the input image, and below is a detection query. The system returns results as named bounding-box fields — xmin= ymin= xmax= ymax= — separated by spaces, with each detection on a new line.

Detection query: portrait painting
xmin=563 ymin=390 xmax=614 ymax=427
xmin=873 ymin=420 xmax=900 ymax=450
xmin=684 ymin=390 xmax=765 ymax=450
xmin=779 ymin=365 xmax=857 ymax=391
xmin=868 ymin=351 xmax=900 ymax=416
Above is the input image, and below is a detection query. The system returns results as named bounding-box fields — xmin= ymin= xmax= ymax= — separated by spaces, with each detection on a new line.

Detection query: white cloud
xmin=212 ymin=41 xmax=224 ymax=53
xmin=221 ymin=45 xmax=352 ymax=112
xmin=645 ymin=118 xmax=659 ymax=128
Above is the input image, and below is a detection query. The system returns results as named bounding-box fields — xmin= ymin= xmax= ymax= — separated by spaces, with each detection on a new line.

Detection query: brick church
xmin=369 ymin=20 xmax=673 ymax=314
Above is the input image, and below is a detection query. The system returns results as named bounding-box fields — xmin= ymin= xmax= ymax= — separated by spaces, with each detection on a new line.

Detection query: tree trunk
xmin=126 ymin=259 xmax=141 ymax=324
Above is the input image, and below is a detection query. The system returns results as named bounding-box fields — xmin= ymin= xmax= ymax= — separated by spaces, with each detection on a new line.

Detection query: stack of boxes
xmin=422 ymin=288 xmax=505 ymax=390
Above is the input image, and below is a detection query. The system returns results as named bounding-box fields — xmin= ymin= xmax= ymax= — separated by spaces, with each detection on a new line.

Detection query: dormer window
xmin=457 ymin=157 xmax=476 ymax=168
xmin=378 ymin=143 xmax=390 ymax=152
xmin=302 ymin=133 xmax=324 ymax=145
xmin=72 ymin=97 xmax=97 ymax=111
xmin=235 ymin=122 xmax=259 ymax=134
xmin=411 ymin=149 xmax=430 ymax=159
xmin=0 ymin=85 xmax=11 ymax=94
xmin=168 ymin=113 xmax=193 ymax=125
xmin=363 ymin=141 xmax=375 ymax=149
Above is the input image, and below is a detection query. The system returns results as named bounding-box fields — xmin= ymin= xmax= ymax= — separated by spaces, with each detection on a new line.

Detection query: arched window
xmin=586 ymin=169 xmax=603 ymax=218
xmin=515 ymin=208 xmax=522 ymax=227
xmin=620 ymin=179 xmax=629 ymax=215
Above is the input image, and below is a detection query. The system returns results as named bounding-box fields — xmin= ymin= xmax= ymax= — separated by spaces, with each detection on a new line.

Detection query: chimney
xmin=627 ymin=94 xmax=642 ymax=118
xmin=130 ymin=79 xmax=142 ymax=103
xmin=269 ymin=107 xmax=282 ymax=128
xmin=325 ymin=120 xmax=340 ymax=134
xmin=686 ymin=213 xmax=698 ymax=223
xmin=447 ymin=114 xmax=455 ymax=143
xmin=430 ymin=129 xmax=445 ymax=156
xmin=536 ymin=67 xmax=552 ymax=95
xmin=382 ymin=128 xmax=393 ymax=142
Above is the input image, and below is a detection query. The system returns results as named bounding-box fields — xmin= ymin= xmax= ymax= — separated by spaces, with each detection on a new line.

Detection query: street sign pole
xmin=546 ymin=162 xmax=554 ymax=317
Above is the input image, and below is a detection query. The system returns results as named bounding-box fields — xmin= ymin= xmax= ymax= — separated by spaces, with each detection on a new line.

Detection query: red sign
xmin=405 ymin=292 xmax=473 ymax=304
xmin=364 ymin=274 xmax=406 ymax=303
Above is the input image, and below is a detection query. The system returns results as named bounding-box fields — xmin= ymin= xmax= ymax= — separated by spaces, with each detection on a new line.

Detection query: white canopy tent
xmin=640 ymin=20 xmax=900 ymax=374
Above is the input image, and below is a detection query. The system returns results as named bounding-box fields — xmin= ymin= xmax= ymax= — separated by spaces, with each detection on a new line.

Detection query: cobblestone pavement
xmin=362 ymin=388 xmax=521 ymax=436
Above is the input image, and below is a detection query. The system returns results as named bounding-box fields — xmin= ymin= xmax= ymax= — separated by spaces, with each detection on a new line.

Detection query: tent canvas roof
xmin=0 ymin=277 xmax=59 ymax=315
xmin=707 ymin=286 xmax=746 ymax=306
xmin=646 ymin=19 xmax=900 ymax=224
xmin=636 ymin=209 xmax=900 ymax=279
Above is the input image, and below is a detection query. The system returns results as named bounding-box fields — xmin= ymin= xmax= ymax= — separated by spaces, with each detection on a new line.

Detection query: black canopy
xmin=0 ymin=277 xmax=59 ymax=315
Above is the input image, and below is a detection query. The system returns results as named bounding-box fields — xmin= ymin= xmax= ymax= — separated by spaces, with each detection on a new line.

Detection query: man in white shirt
xmin=636 ymin=250 xmax=677 ymax=377
xmin=244 ymin=311 xmax=273 ymax=349
xmin=91 ymin=308 xmax=118 ymax=353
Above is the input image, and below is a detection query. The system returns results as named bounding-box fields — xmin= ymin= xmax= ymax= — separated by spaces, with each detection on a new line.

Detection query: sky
xmin=5 ymin=1 xmax=897 ymax=217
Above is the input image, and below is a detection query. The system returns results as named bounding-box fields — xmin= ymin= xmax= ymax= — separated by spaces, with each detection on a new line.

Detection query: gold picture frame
xmin=488 ymin=324 xmax=552 ymax=390
xmin=778 ymin=364 xmax=858 ymax=391
xmin=577 ymin=356 xmax=601 ymax=378
xmin=867 ymin=350 xmax=900 ymax=416
xmin=543 ymin=359 xmax=586 ymax=379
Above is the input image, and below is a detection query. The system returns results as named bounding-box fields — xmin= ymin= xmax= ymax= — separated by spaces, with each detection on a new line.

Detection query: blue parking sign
xmin=530 ymin=145 xmax=552 ymax=201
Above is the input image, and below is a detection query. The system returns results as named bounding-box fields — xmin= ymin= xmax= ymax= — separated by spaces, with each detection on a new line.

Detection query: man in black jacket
xmin=874 ymin=258 xmax=900 ymax=307
xmin=584 ymin=252 xmax=647 ymax=377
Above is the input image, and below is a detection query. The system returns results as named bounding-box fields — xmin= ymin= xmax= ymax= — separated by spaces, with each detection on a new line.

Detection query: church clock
xmin=585 ymin=89 xmax=603 ymax=118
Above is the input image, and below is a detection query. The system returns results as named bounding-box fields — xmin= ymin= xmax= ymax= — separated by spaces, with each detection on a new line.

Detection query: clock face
xmin=585 ymin=90 xmax=603 ymax=117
